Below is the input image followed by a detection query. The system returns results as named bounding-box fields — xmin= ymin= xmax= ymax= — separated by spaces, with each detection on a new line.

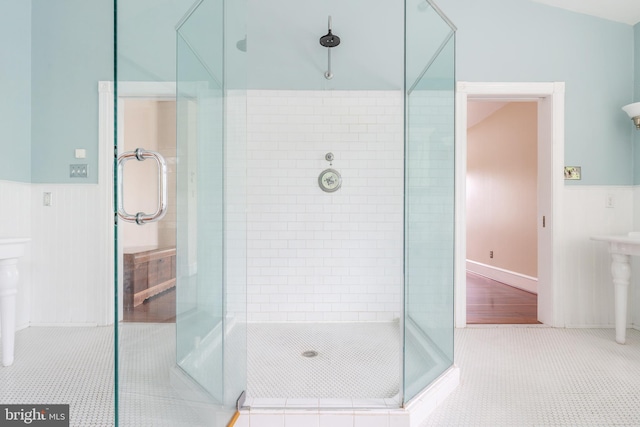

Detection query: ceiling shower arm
xmin=319 ymin=15 xmax=340 ymax=80
xmin=325 ymin=49 xmax=333 ymax=80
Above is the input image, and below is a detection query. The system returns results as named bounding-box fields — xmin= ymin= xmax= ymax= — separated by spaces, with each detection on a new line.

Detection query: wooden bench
xmin=123 ymin=246 xmax=176 ymax=308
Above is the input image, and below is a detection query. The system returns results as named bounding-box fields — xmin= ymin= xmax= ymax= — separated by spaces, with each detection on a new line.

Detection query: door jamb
xmin=97 ymin=81 xmax=176 ymax=325
xmin=455 ymin=82 xmax=565 ymax=328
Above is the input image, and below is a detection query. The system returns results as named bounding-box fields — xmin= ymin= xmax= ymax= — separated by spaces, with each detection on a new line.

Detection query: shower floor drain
xmin=301 ymin=350 xmax=318 ymax=358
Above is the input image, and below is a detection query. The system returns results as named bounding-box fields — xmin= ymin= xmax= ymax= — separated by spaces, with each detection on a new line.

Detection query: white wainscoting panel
xmin=562 ymin=185 xmax=633 ymax=328
xmin=30 ymin=184 xmax=108 ymax=325
xmin=0 ymin=180 xmax=32 ymax=332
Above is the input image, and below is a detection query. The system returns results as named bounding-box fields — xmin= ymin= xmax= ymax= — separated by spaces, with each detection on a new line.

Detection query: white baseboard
xmin=0 ymin=322 xmax=29 ymax=339
xmin=467 ymin=260 xmax=538 ymax=294
xmin=29 ymin=323 xmax=100 ymax=328
xmin=564 ymin=323 xmax=624 ymax=328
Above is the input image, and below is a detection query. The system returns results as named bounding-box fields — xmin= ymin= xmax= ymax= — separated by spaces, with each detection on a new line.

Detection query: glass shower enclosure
xmin=1 ymin=0 xmax=453 ymax=425
xmin=114 ymin=0 xmax=455 ymax=425
xmin=174 ymin=0 xmax=247 ymax=407
xmin=404 ymin=0 xmax=456 ymax=401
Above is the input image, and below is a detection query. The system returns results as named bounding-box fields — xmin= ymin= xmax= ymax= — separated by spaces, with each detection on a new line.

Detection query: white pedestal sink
xmin=0 ymin=238 xmax=30 ymax=367
xmin=591 ymin=233 xmax=640 ymax=344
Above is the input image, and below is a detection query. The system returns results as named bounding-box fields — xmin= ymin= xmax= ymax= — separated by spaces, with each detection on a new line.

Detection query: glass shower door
xmin=0 ymin=2 xmax=116 ymax=426
xmin=115 ymin=0 xmax=246 ymax=425
xmin=403 ymin=0 xmax=456 ymax=402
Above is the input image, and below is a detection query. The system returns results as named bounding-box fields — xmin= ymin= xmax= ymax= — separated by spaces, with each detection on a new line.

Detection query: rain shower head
xmin=319 ymin=30 xmax=340 ymax=48
xmin=319 ymin=16 xmax=340 ymax=47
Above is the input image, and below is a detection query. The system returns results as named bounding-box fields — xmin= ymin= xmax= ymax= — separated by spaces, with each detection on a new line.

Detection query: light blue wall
xmin=0 ymin=0 xmax=32 ymax=182
xmin=176 ymin=0 xmax=224 ymax=84
xmin=406 ymin=3 xmax=455 ymax=90
xmin=250 ymin=0 xmax=636 ymax=183
xmin=18 ymin=0 xmax=640 ymax=185
xmin=634 ymin=23 xmax=640 ymax=184
xmin=28 ymin=0 xmax=207 ymax=183
xmin=31 ymin=0 xmax=112 ymax=184
xmin=437 ymin=0 xmax=635 ymax=185
xmin=118 ymin=0 xmax=194 ymax=82
xmin=246 ymin=0 xmax=404 ymax=90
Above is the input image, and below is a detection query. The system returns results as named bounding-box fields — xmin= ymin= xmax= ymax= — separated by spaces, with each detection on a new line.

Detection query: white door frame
xmin=455 ymin=82 xmax=565 ymax=328
xmin=97 ymin=81 xmax=176 ymax=325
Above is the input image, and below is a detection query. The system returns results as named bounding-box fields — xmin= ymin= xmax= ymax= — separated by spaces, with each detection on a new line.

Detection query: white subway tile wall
xmin=225 ymin=91 xmax=248 ymax=320
xmin=225 ymin=91 xmax=249 ymax=393
xmin=246 ymin=90 xmax=404 ymax=322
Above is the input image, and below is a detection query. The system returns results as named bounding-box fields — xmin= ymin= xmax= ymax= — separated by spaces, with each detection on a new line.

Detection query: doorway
xmin=465 ymin=101 xmax=539 ymax=324
xmin=454 ymin=82 xmax=566 ymax=328
xmin=98 ymin=80 xmax=177 ymax=327
xmin=119 ymin=98 xmax=177 ymax=323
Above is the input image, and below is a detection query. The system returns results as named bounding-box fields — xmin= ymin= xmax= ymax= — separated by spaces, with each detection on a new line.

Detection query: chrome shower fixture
xmin=320 ymin=16 xmax=340 ymax=79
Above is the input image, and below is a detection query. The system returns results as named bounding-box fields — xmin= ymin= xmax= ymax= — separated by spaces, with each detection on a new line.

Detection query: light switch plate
xmin=70 ymin=164 xmax=88 ymax=178
xmin=564 ymin=166 xmax=581 ymax=180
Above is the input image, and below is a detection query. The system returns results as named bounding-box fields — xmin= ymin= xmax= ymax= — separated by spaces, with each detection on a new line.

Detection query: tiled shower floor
xmin=247 ymin=322 xmax=400 ymax=401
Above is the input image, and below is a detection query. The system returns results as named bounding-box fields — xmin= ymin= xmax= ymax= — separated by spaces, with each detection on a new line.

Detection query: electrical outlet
xmin=605 ymin=194 xmax=615 ymax=208
xmin=43 ymin=192 xmax=53 ymax=206
xmin=490 ymin=250 xmax=494 ymax=259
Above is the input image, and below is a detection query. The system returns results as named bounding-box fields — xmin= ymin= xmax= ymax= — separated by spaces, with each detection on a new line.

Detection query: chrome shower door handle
xmin=117 ymin=148 xmax=168 ymax=225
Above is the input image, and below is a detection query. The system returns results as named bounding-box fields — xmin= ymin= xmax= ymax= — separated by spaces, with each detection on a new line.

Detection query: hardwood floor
xmin=121 ymin=271 xmax=537 ymax=324
xmin=466 ymin=271 xmax=540 ymax=324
